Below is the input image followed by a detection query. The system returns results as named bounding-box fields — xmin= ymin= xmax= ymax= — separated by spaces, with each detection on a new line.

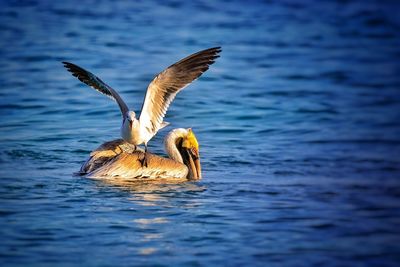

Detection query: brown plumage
xmin=79 ymin=128 xmax=201 ymax=182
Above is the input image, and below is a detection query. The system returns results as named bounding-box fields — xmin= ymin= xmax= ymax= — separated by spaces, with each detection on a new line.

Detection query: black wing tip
xmin=62 ymin=61 xmax=79 ymax=73
xmin=204 ymin=46 xmax=222 ymax=54
xmin=62 ymin=62 xmax=87 ymax=76
xmin=62 ymin=61 xmax=75 ymax=68
xmin=208 ymin=46 xmax=222 ymax=50
xmin=200 ymin=47 xmax=222 ymax=62
xmin=192 ymin=47 xmax=221 ymax=63
xmin=194 ymin=47 xmax=222 ymax=56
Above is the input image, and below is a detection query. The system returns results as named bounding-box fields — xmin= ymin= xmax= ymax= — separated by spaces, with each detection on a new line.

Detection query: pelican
xmin=79 ymin=128 xmax=201 ymax=181
xmin=63 ymin=47 xmax=221 ymax=166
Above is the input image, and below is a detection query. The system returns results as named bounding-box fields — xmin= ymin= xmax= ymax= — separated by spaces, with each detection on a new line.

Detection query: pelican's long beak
xmin=182 ymin=129 xmax=202 ymax=180
xmin=129 ymin=119 xmax=133 ymax=129
xmin=184 ymin=147 xmax=202 ymax=180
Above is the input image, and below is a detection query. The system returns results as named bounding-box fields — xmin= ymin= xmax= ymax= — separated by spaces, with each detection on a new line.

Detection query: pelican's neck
xmin=164 ymin=128 xmax=188 ymax=163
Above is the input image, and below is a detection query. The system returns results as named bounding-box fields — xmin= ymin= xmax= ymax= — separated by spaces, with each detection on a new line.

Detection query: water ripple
xmin=0 ymin=0 xmax=400 ymax=266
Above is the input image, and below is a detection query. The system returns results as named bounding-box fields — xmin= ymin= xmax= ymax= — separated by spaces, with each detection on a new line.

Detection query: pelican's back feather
xmin=87 ymin=152 xmax=188 ymax=180
xmin=80 ymin=139 xmax=188 ymax=180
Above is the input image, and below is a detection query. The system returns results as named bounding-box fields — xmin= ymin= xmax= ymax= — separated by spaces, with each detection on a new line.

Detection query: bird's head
xmin=181 ymin=128 xmax=201 ymax=179
xmin=125 ymin=111 xmax=136 ymax=128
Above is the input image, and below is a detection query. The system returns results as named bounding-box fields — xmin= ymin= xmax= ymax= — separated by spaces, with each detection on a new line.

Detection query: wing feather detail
xmin=139 ymin=47 xmax=221 ymax=133
xmin=62 ymin=62 xmax=129 ymax=116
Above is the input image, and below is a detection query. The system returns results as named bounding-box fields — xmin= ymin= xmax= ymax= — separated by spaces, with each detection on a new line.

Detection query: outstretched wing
xmin=139 ymin=47 xmax=221 ymax=134
xmin=63 ymin=62 xmax=129 ymax=116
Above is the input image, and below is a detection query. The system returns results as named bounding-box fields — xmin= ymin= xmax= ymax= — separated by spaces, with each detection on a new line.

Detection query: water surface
xmin=1 ymin=0 xmax=400 ymax=266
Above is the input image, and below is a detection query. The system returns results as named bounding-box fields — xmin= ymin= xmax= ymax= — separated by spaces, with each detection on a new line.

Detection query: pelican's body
xmin=80 ymin=128 xmax=201 ymax=182
xmin=63 ymin=47 xmax=221 ymax=165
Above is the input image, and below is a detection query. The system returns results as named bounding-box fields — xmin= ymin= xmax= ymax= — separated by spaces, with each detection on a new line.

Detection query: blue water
xmin=1 ymin=0 xmax=400 ymax=266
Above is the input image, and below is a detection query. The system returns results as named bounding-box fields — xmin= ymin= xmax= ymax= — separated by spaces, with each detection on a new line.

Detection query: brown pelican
xmin=79 ymin=128 xmax=201 ymax=182
xmin=63 ymin=47 xmax=221 ymax=166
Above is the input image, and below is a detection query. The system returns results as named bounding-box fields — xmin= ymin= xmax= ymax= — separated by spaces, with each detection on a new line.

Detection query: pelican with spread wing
xmin=63 ymin=47 xmax=221 ymax=166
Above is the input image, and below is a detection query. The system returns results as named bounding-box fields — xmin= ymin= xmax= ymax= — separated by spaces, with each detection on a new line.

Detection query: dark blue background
xmin=1 ymin=0 xmax=399 ymax=266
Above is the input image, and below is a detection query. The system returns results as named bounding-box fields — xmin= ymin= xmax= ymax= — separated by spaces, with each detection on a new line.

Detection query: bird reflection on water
xmin=89 ymin=179 xmax=207 ymax=257
xmin=93 ymin=178 xmax=207 ymax=205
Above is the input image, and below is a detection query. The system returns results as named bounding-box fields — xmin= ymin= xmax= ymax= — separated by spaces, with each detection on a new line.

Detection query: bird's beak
xmin=184 ymin=147 xmax=202 ymax=180
xmin=181 ymin=129 xmax=201 ymax=180
xmin=129 ymin=120 xmax=133 ymax=129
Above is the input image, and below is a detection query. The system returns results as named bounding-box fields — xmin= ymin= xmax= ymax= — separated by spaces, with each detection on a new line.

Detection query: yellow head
xmin=181 ymin=128 xmax=201 ymax=179
xmin=182 ymin=128 xmax=199 ymax=153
